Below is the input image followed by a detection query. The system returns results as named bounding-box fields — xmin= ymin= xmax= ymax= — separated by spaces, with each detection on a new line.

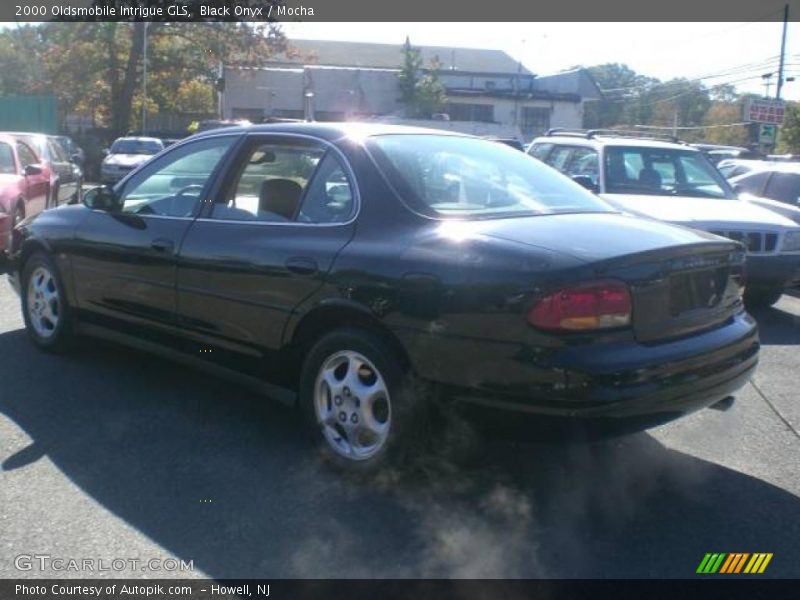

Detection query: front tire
xmin=299 ymin=328 xmax=410 ymax=472
xmin=21 ymin=252 xmax=73 ymax=352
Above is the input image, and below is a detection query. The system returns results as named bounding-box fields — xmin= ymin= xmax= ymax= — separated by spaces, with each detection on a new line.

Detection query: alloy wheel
xmin=26 ymin=266 xmax=60 ymax=338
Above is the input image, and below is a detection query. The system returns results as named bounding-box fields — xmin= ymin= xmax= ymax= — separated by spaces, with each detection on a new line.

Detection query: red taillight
xmin=528 ymin=280 xmax=632 ymax=332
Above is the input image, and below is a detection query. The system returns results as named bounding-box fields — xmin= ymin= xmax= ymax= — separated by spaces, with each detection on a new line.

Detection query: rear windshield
xmin=366 ymin=134 xmax=614 ymax=219
xmin=111 ymin=139 xmax=164 ymax=155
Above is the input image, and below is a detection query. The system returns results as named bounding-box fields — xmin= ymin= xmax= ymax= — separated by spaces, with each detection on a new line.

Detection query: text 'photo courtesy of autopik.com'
xmin=0 ymin=1 xmax=799 ymax=599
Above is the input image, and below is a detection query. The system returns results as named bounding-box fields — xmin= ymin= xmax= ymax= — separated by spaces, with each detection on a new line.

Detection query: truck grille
xmin=709 ymin=230 xmax=778 ymax=253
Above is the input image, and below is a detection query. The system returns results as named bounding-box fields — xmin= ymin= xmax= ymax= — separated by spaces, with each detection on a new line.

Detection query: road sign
xmin=759 ymin=124 xmax=777 ymax=144
xmin=744 ymin=98 xmax=786 ymax=125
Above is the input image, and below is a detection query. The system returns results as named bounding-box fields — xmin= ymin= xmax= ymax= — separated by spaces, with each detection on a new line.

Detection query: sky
xmin=281 ymin=22 xmax=800 ymax=98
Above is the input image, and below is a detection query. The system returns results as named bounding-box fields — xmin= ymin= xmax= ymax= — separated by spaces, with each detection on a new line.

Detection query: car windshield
xmin=0 ymin=142 xmax=15 ymax=174
xmin=604 ymin=146 xmax=735 ymax=199
xmin=111 ymin=139 xmax=163 ymax=155
xmin=366 ymin=134 xmax=614 ymax=219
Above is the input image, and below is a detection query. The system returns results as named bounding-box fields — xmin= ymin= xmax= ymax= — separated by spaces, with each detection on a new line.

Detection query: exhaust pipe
xmin=710 ymin=396 xmax=736 ymax=411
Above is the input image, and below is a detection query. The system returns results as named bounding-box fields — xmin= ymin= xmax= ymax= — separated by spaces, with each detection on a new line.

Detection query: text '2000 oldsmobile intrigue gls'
xmin=8 ymin=123 xmax=759 ymax=471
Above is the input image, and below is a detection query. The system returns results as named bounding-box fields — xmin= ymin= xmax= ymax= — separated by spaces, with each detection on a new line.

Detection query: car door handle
xmin=151 ymin=238 xmax=175 ymax=253
xmin=285 ymin=257 xmax=318 ymax=276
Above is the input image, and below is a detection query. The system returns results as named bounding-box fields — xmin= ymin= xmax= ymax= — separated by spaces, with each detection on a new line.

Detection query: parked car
xmin=692 ymin=143 xmax=765 ymax=165
xmin=484 ymin=137 xmax=525 ymax=152
xmin=0 ymin=134 xmax=50 ymax=254
xmin=8 ymin=123 xmax=759 ymax=471
xmin=7 ymin=132 xmax=83 ymax=207
xmin=729 ymin=163 xmax=800 ymax=207
xmin=100 ymin=136 xmax=164 ymax=184
xmin=529 ymin=130 xmax=800 ymax=307
xmin=728 ymin=164 xmax=800 ymax=226
xmin=716 ymin=158 xmax=769 ymax=180
xmin=54 ymin=135 xmax=86 ymax=167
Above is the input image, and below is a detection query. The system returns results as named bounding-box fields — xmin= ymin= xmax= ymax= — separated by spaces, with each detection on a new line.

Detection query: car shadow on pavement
xmin=1 ymin=328 xmax=799 ymax=579
xmin=750 ymin=303 xmax=800 ymax=346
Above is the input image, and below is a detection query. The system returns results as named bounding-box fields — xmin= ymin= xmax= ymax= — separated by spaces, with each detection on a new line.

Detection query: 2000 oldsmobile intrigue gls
xmin=8 ymin=123 xmax=759 ymax=470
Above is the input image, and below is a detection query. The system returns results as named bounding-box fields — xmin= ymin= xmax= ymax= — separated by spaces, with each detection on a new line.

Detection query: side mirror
xmin=23 ymin=164 xmax=43 ymax=176
xmin=70 ymin=152 xmax=83 ymax=165
xmin=572 ymin=175 xmax=599 ymax=193
xmin=82 ymin=186 xmax=119 ymax=211
xmin=102 ymin=148 xmax=110 ymax=156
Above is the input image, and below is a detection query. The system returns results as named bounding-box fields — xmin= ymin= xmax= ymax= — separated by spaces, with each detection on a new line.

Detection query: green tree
xmin=397 ymin=38 xmax=446 ymax=119
xmin=777 ymin=101 xmax=800 ymax=153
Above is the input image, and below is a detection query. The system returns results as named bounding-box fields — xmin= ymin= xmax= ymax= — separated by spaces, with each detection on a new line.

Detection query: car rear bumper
xmin=405 ymin=311 xmax=759 ymax=428
xmin=746 ymin=253 xmax=800 ymax=288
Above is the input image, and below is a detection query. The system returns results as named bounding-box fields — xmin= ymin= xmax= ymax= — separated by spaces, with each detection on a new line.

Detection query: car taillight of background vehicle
xmin=528 ymin=280 xmax=632 ymax=332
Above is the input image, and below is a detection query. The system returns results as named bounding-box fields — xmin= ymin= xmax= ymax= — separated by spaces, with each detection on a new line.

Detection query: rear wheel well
xmin=286 ymin=306 xmax=412 ymax=388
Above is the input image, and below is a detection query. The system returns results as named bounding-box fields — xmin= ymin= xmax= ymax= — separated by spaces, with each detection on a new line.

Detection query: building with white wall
xmin=222 ymin=40 xmax=603 ymax=142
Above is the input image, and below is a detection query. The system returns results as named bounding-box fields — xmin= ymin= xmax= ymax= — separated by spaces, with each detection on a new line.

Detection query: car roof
xmin=532 ymin=134 xmax=697 ymax=152
xmin=739 ymin=161 xmax=800 ymax=175
xmin=188 ymin=121 xmax=472 ymax=143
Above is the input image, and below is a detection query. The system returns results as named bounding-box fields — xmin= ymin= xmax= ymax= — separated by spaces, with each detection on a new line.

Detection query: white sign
xmin=744 ymin=98 xmax=786 ymax=125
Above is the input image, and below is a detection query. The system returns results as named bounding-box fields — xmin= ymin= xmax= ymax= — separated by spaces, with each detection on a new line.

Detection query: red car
xmin=0 ymin=134 xmax=49 ymax=253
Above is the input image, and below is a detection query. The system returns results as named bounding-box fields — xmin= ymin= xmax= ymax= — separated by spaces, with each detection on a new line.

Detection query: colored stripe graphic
xmin=697 ymin=553 xmax=727 ymax=573
xmin=699 ymin=552 xmax=772 ymax=575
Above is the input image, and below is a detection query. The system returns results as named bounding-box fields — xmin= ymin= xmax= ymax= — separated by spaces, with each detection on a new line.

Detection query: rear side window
xmin=528 ymin=143 xmax=553 ymax=161
xmin=0 ymin=143 xmax=15 ymax=174
xmin=763 ymin=172 xmax=800 ymax=204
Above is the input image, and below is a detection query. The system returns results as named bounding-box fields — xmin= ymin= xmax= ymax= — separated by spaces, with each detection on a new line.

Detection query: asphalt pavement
xmin=1 ymin=270 xmax=798 ymax=579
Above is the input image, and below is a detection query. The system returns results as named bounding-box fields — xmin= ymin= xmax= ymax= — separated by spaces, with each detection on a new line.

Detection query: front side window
xmin=211 ymin=139 xmax=355 ymax=224
xmin=367 ymin=134 xmax=613 ymax=219
xmin=733 ymin=171 xmax=769 ymax=195
xmin=16 ymin=142 xmax=38 ymax=168
xmin=604 ymin=146 xmax=734 ymax=199
xmin=119 ymin=136 xmax=234 ymax=217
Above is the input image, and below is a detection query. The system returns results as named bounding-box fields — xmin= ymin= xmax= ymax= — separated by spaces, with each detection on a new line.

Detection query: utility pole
xmin=141 ymin=22 xmax=148 ymax=135
xmin=777 ymin=3 xmax=789 ymax=100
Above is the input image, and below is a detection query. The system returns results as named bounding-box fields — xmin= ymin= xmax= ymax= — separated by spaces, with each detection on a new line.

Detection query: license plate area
xmin=669 ymin=267 xmax=728 ymax=316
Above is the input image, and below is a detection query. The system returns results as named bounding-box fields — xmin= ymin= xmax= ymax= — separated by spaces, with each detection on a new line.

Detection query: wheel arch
xmin=284 ymin=301 xmax=412 ymax=386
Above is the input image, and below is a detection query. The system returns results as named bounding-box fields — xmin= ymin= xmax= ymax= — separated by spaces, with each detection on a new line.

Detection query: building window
xmin=445 ymin=103 xmax=494 ymax=123
xmin=521 ymin=107 xmax=551 ymax=137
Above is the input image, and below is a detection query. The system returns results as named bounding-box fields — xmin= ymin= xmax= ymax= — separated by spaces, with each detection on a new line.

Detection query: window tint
xmin=120 ymin=136 xmax=234 ymax=217
xmin=16 ymin=142 xmax=38 ymax=168
xmin=367 ymin=134 xmax=613 ymax=218
xmin=764 ymin=172 xmax=800 ymax=204
xmin=212 ymin=141 xmax=325 ymax=222
xmin=604 ymin=147 xmax=733 ymax=199
xmin=0 ymin=143 xmax=15 ymax=174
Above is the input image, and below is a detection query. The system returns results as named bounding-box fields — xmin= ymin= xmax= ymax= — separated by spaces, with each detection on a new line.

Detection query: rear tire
xmin=5 ymin=203 xmax=23 ymax=257
xmin=298 ymin=327 xmax=419 ymax=473
xmin=744 ymin=288 xmax=783 ymax=309
xmin=21 ymin=252 xmax=74 ymax=353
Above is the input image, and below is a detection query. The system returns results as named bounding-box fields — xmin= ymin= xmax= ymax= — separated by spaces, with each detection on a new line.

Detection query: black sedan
xmin=7 ymin=123 xmax=759 ymax=471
